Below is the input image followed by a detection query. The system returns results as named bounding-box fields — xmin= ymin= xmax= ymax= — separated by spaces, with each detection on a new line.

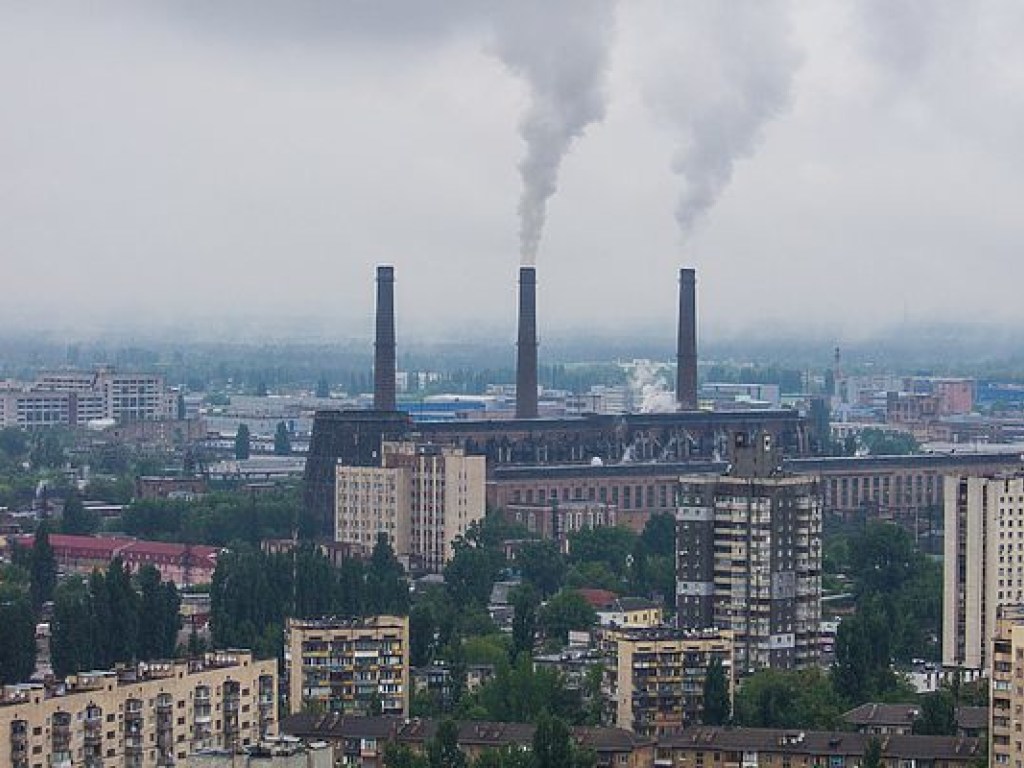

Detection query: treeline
xmin=122 ymin=486 xmax=318 ymax=545
xmin=210 ymin=536 xmax=408 ymax=659
xmin=52 ymin=558 xmax=181 ymax=677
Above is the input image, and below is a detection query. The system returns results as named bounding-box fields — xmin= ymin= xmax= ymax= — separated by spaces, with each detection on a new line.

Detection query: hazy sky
xmin=2 ymin=1 xmax=1023 ymax=343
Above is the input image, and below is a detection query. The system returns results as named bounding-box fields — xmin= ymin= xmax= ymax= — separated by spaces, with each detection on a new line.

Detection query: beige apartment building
xmin=990 ymin=604 xmax=1024 ymax=766
xmin=336 ymin=441 xmax=485 ymax=573
xmin=0 ymin=651 xmax=276 ymax=768
xmin=600 ymin=627 xmax=734 ymax=737
xmin=943 ymin=471 xmax=1024 ymax=673
xmin=284 ymin=616 xmax=409 ymax=717
xmin=335 ymin=465 xmax=411 ymax=556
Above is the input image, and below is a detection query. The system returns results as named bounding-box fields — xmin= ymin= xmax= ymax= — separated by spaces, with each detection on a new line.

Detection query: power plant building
xmin=303 ymin=264 xmax=812 ymax=534
xmin=335 ymin=441 xmax=485 ymax=573
xmin=676 ymin=432 xmax=822 ymax=674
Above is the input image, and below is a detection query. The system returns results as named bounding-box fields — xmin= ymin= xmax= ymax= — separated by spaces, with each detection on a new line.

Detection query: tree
xmin=384 ymin=742 xmax=428 ymax=768
xmin=533 ymin=711 xmax=593 ymax=768
xmin=136 ymin=565 xmax=182 ymax=660
xmin=0 ymin=586 xmax=37 ymax=684
xmin=427 ymin=719 xmax=467 ymax=768
xmin=52 ymin=578 xmax=95 ymax=677
xmin=516 ymin=540 xmax=565 ymax=598
xmin=533 ymin=712 xmax=573 ymax=768
xmin=105 ymin=558 xmax=141 ymax=664
xmin=702 ymin=656 xmax=731 ymax=725
xmin=444 ymin=538 xmax=499 ymax=609
xmin=234 ymin=424 xmax=251 ymax=460
xmin=640 ymin=512 xmax=676 ymax=559
xmin=567 ymin=526 xmax=636 ymax=580
xmin=733 ymin=668 xmax=843 ymax=730
xmin=863 ymin=737 xmax=883 ymax=768
xmin=29 ymin=522 xmax=57 ymax=611
xmin=61 ymin=491 xmax=99 ymax=536
xmin=538 ymin=590 xmax=596 ymax=646
xmin=410 ymin=603 xmax=436 ymax=667
xmin=29 ymin=432 xmax=65 ymax=469
xmin=273 ymin=421 xmax=292 ymax=456
xmin=859 ymin=428 xmax=918 ymax=456
xmin=366 ymin=534 xmax=409 ymax=615
xmin=510 ymin=585 xmax=539 ymax=660
xmin=914 ymin=689 xmax=957 ymax=735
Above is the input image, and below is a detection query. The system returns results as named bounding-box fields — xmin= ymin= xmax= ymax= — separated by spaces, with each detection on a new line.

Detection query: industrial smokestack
xmin=374 ymin=265 xmax=396 ymax=411
xmin=676 ymin=267 xmax=698 ymax=410
xmin=516 ymin=266 xmax=539 ymax=419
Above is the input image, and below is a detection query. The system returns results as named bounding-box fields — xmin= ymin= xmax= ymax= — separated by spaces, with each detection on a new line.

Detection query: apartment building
xmin=943 ymin=471 xmax=1024 ymax=673
xmin=991 ymin=604 xmax=1024 ymax=766
xmin=0 ymin=651 xmax=276 ymax=768
xmin=0 ymin=368 xmax=176 ymax=428
xmin=677 ymin=432 xmax=821 ymax=674
xmin=599 ymin=627 xmax=734 ymax=737
xmin=336 ymin=441 xmax=485 ymax=573
xmin=656 ymin=727 xmax=983 ymax=768
xmin=335 ymin=465 xmax=411 ymax=557
xmin=284 ymin=616 xmax=409 ymax=717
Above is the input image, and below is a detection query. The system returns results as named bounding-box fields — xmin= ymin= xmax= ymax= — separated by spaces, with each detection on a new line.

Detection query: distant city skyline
xmin=2 ymin=2 xmax=1023 ymax=337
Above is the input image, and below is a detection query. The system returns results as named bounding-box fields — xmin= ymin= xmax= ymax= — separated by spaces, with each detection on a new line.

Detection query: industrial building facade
xmin=486 ymin=452 xmax=1021 ymax=545
xmin=284 ymin=616 xmax=410 ymax=718
xmin=335 ymin=441 xmax=485 ymax=573
xmin=0 ymin=652 xmax=276 ymax=768
xmin=943 ymin=471 xmax=1024 ymax=673
xmin=676 ymin=433 xmax=821 ymax=674
xmin=599 ymin=627 xmax=733 ymax=737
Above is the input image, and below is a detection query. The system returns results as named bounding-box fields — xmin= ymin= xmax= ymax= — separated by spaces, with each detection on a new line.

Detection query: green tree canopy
xmin=273 ymin=421 xmax=292 ymax=456
xmin=234 ymin=424 xmax=251 ymax=460
xmin=538 ymin=590 xmax=596 ymax=646
xmin=0 ymin=586 xmax=37 ymax=684
xmin=29 ymin=522 xmax=57 ymax=611
xmin=702 ymin=656 xmax=731 ymax=725
xmin=61 ymin=490 xmax=99 ymax=536
xmin=733 ymin=668 xmax=844 ymax=730
xmin=516 ymin=540 xmax=565 ymax=598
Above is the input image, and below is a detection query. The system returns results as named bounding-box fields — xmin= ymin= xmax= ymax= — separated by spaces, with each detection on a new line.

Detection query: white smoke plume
xmin=638 ymin=1 xmax=801 ymax=234
xmin=627 ymin=359 xmax=676 ymax=414
xmin=490 ymin=0 xmax=616 ymax=265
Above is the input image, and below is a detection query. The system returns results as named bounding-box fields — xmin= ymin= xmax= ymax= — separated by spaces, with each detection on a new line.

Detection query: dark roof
xmin=659 ymin=727 xmax=983 ymax=760
xmin=843 ymin=702 xmax=920 ymax=727
xmin=280 ymin=713 xmax=402 ymax=740
xmin=956 ymin=706 xmax=989 ymax=731
xmin=490 ymin=451 xmax=1022 ymax=481
xmin=282 ymin=715 xmax=652 ymax=755
xmin=572 ymin=726 xmax=654 ymax=753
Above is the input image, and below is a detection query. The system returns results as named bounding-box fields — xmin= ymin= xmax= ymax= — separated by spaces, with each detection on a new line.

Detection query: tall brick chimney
xmin=516 ymin=266 xmax=539 ymax=419
xmin=373 ymin=265 xmax=396 ymax=411
xmin=676 ymin=267 xmax=698 ymax=410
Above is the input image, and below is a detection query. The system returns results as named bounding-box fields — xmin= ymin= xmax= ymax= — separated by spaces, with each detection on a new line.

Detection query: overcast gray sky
xmin=2 ymin=1 xmax=1022 ymax=343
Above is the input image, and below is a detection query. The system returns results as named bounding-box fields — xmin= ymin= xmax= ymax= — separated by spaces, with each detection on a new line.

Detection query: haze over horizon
xmin=3 ymin=1 xmax=1023 ymax=339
